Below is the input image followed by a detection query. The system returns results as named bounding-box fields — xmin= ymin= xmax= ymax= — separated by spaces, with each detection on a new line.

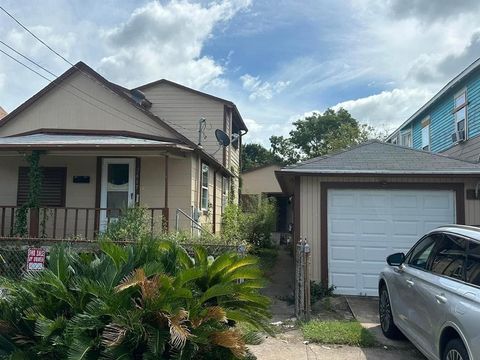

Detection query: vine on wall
xmin=13 ymin=151 xmax=42 ymax=237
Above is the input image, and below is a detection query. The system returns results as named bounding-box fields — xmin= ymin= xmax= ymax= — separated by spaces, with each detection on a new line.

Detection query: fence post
xmin=29 ymin=208 xmax=39 ymax=238
xmin=295 ymin=239 xmax=311 ymax=321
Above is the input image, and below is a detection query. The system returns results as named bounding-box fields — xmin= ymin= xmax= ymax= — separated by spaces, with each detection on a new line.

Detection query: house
xmin=0 ymin=62 xmax=247 ymax=239
xmin=0 ymin=106 xmax=7 ymax=120
xmin=241 ymin=164 xmax=292 ymax=244
xmin=386 ymin=58 xmax=480 ymax=162
xmin=275 ymin=140 xmax=480 ymax=296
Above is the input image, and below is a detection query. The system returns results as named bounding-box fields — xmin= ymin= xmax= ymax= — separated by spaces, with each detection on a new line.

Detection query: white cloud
xmin=240 ymin=73 xmax=290 ymax=100
xmin=332 ymin=88 xmax=433 ymax=131
xmin=99 ymin=0 xmax=251 ymax=89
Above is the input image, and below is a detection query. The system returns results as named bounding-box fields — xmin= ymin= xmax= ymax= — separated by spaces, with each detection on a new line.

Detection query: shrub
xmin=222 ymin=198 xmax=277 ymax=248
xmin=100 ymin=206 xmax=151 ymax=242
xmin=310 ymin=281 xmax=335 ymax=304
xmin=0 ymin=240 xmax=271 ymax=359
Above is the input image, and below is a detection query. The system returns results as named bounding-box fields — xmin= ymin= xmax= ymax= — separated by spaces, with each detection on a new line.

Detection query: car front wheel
xmin=444 ymin=339 xmax=469 ymax=360
xmin=379 ymin=285 xmax=401 ymax=339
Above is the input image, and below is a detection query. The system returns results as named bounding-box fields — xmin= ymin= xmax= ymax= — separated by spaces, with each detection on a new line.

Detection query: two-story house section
xmin=386 ymin=58 xmax=480 ymax=162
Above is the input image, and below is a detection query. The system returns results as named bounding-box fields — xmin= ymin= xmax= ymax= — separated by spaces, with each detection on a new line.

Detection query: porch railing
xmin=0 ymin=206 xmax=168 ymax=241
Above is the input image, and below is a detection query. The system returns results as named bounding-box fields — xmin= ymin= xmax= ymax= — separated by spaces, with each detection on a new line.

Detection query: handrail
xmin=175 ymin=208 xmax=207 ymax=234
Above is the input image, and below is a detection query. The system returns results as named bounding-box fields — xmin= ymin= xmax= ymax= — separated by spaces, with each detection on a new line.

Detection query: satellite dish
xmin=215 ymin=129 xmax=230 ymax=146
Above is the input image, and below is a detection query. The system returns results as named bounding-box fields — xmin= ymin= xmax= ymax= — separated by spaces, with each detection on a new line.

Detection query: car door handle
xmin=406 ymin=279 xmax=414 ymax=287
xmin=435 ymin=294 xmax=448 ymax=304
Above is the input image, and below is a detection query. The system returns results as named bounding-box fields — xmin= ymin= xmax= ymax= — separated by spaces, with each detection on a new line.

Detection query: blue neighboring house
xmin=387 ymin=58 xmax=480 ymax=162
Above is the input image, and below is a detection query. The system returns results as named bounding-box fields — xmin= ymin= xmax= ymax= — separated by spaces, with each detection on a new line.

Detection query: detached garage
xmin=276 ymin=140 xmax=480 ymax=296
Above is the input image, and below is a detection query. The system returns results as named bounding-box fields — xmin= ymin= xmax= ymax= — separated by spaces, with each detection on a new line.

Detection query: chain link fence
xmin=0 ymin=239 xmax=245 ymax=280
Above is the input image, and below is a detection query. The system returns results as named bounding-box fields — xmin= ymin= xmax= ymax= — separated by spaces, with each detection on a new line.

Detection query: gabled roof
xmin=0 ymin=62 xmax=196 ymax=148
xmin=280 ymin=140 xmax=480 ymax=175
xmin=136 ymin=78 xmax=248 ymax=132
xmin=387 ymin=56 xmax=480 ymax=141
xmin=0 ymin=62 xmax=234 ymax=176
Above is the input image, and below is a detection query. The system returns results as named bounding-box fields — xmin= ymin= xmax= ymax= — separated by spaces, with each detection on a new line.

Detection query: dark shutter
xmin=17 ymin=167 xmax=67 ymax=207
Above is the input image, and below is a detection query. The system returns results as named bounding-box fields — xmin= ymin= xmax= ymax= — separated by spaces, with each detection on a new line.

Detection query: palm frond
xmin=210 ymin=329 xmax=246 ymax=358
xmin=101 ymin=323 xmax=127 ymax=348
xmin=168 ymin=309 xmax=191 ymax=350
xmin=115 ymin=268 xmax=146 ymax=293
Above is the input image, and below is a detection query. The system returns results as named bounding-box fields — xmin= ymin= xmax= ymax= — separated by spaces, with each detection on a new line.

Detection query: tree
xmin=241 ymin=143 xmax=282 ymax=172
xmin=270 ymin=108 xmax=378 ymax=164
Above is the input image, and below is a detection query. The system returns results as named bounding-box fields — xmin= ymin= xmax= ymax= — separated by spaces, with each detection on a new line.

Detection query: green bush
xmin=0 ymin=240 xmax=271 ymax=359
xmin=222 ymin=198 xmax=277 ymax=248
xmin=100 ymin=206 xmax=151 ymax=242
xmin=310 ymin=281 xmax=335 ymax=304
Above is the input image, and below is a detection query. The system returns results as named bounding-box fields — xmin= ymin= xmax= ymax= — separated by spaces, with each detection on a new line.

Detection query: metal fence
xmin=0 ymin=239 xmax=244 ymax=280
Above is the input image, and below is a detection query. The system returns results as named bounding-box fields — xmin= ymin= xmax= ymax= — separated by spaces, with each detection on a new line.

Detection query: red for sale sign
xmin=27 ymin=248 xmax=46 ymax=271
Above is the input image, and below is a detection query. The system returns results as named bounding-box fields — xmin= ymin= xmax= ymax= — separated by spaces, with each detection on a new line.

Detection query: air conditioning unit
xmin=451 ymin=130 xmax=466 ymax=143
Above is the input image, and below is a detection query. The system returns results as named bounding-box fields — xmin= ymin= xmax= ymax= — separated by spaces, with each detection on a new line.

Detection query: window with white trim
xmin=201 ymin=163 xmax=209 ymax=210
xmin=421 ymin=117 xmax=430 ymax=151
xmin=454 ymin=90 xmax=467 ymax=140
xmin=400 ymin=130 xmax=412 ymax=147
xmin=221 ymin=176 xmax=229 ymax=212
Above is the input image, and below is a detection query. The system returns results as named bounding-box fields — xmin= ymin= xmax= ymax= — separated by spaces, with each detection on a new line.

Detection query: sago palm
xmin=0 ymin=239 xmax=270 ymax=359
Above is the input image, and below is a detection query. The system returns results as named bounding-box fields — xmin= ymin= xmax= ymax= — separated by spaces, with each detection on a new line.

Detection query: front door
xmin=100 ymin=158 xmax=136 ymax=231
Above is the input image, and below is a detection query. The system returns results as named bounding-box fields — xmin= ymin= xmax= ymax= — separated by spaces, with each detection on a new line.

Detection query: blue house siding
xmin=467 ymin=75 xmax=480 ymax=138
xmin=403 ymin=69 xmax=480 ymax=153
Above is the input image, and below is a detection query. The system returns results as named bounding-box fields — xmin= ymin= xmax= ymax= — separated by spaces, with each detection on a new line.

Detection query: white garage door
xmin=328 ymin=189 xmax=455 ymax=296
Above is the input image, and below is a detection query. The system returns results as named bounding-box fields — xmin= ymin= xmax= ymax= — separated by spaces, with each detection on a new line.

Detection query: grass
xmin=301 ymin=320 xmax=375 ymax=347
xmin=254 ymin=247 xmax=278 ymax=273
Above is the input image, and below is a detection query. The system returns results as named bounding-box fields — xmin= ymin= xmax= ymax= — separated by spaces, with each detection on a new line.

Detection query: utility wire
xmin=0 ymin=40 xmax=171 ymax=135
xmin=0 ymin=5 xmax=193 ymax=133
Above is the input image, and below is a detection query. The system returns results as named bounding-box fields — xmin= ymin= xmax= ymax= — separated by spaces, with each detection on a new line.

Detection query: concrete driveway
xmin=346 ymin=296 xmax=425 ymax=358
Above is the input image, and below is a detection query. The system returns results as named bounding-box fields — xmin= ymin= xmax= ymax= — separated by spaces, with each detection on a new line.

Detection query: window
xmin=221 ymin=176 xmax=229 ymax=212
xmin=400 ymin=130 xmax=412 ymax=147
xmin=429 ymin=235 xmax=466 ymax=281
xmin=454 ymin=91 xmax=467 ymax=140
xmin=407 ymin=234 xmax=439 ymax=270
xmin=17 ymin=167 xmax=67 ymax=207
xmin=201 ymin=163 xmax=209 ymax=210
xmin=466 ymin=242 xmax=480 ymax=286
xmin=421 ymin=117 xmax=430 ymax=151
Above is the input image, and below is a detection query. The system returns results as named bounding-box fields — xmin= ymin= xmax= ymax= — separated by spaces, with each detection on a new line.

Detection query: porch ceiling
xmin=0 ymin=133 xmax=194 ymax=151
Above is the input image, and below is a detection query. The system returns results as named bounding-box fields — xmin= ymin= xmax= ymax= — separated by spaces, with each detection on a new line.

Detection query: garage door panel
xmin=330 ymin=245 xmax=356 ymax=262
xmin=392 ymin=220 xmax=420 ymax=236
xmin=328 ymin=189 xmax=455 ymax=296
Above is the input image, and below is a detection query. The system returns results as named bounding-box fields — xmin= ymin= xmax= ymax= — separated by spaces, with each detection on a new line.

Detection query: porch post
xmin=29 ymin=208 xmax=39 ymax=238
xmin=164 ymin=155 xmax=169 ymax=231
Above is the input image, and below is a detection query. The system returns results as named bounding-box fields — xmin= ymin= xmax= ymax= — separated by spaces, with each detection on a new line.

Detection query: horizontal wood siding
xmin=403 ymin=70 xmax=480 ymax=153
xmin=142 ymin=83 xmax=225 ymax=163
xmin=0 ymin=72 xmax=177 ymax=139
xmin=467 ymin=74 xmax=480 ymax=138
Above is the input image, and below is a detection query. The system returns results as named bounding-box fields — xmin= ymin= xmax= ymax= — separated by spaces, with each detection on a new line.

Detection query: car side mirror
xmin=386 ymin=252 xmax=405 ymax=267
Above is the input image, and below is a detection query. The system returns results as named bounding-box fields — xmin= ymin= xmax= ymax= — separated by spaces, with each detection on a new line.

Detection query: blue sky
xmin=1 ymin=0 xmax=480 ymax=145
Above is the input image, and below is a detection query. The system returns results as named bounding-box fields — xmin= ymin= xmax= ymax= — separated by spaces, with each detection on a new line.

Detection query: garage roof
xmin=280 ymin=140 xmax=480 ymax=175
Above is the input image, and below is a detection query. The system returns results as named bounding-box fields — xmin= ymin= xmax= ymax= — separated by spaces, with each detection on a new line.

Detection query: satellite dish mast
xmin=231 ymin=133 xmax=240 ymax=145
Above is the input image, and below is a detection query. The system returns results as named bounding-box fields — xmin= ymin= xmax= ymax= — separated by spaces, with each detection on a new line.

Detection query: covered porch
xmin=0 ymin=133 xmax=196 ymax=240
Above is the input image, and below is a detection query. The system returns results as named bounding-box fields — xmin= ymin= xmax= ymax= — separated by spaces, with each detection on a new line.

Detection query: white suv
xmin=379 ymin=225 xmax=480 ymax=360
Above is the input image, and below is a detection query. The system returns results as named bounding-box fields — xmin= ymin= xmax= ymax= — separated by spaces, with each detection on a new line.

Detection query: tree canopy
xmin=270 ymin=108 xmax=380 ymax=164
xmin=241 ymin=143 xmax=282 ymax=172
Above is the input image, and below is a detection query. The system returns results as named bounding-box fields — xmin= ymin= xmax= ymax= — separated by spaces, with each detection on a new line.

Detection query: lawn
xmin=301 ymin=320 xmax=375 ymax=347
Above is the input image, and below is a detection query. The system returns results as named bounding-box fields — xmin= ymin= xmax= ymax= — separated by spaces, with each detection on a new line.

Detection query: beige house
xmin=0 ymin=62 xmax=247 ymax=239
xmin=242 ymin=164 xmax=292 ymax=242
xmin=277 ymin=141 xmax=480 ymax=296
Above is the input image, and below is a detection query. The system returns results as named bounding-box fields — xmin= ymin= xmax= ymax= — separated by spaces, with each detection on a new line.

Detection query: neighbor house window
xmin=421 ymin=117 xmax=430 ymax=151
xmin=454 ymin=90 xmax=467 ymax=140
xmin=17 ymin=167 xmax=67 ymax=207
xmin=222 ymin=176 xmax=229 ymax=212
xmin=400 ymin=130 xmax=412 ymax=147
xmin=201 ymin=163 xmax=209 ymax=210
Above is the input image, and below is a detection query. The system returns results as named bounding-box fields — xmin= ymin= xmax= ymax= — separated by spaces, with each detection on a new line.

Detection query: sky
xmin=1 ymin=0 xmax=480 ymax=146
